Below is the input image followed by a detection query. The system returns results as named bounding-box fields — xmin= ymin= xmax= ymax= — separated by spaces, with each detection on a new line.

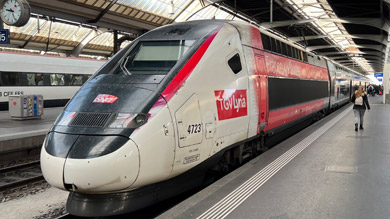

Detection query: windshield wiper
xmin=120 ymin=56 xmax=132 ymax=75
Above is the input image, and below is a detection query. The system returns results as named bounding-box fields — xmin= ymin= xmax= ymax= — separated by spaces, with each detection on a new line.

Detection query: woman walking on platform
xmin=351 ymin=85 xmax=370 ymax=131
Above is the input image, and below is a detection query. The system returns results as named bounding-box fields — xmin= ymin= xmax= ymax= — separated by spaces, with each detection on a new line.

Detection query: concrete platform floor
xmin=0 ymin=107 xmax=62 ymax=142
xmin=0 ymin=107 xmax=62 ymax=155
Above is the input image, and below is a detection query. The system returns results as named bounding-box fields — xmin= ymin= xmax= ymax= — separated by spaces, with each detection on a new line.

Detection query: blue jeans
xmin=353 ymin=109 xmax=366 ymax=125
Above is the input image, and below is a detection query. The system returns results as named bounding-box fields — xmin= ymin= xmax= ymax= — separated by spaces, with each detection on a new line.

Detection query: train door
xmin=254 ymin=50 xmax=268 ymax=132
xmin=169 ymin=93 xmax=205 ymax=174
xmin=337 ymin=87 xmax=340 ymax=99
xmin=350 ymin=80 xmax=353 ymax=99
xmin=349 ymin=80 xmax=355 ymax=99
xmin=175 ymin=94 xmax=203 ymax=147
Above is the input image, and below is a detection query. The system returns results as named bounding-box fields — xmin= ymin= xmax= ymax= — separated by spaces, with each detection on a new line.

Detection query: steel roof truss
xmin=290 ymin=34 xmax=387 ymax=46
xmin=89 ymin=0 xmax=118 ymax=24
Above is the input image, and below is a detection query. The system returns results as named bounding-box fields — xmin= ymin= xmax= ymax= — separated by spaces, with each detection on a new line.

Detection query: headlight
xmin=134 ymin=114 xmax=148 ymax=126
xmin=108 ymin=113 xmax=148 ymax=128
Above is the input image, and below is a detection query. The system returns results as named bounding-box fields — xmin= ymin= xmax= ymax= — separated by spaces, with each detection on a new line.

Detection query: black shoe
xmin=360 ymin=125 xmax=364 ymax=130
xmin=355 ymin=124 xmax=358 ymax=131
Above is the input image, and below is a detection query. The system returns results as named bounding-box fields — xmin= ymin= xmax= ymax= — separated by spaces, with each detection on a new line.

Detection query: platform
xmin=159 ymin=95 xmax=390 ymax=219
xmin=0 ymin=107 xmax=62 ymax=154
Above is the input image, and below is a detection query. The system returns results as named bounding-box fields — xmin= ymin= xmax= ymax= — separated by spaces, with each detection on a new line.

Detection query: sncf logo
xmin=93 ymin=94 xmax=118 ymax=103
xmin=215 ymin=89 xmax=247 ymax=121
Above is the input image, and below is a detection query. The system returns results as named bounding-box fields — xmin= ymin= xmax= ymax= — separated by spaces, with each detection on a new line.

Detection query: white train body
xmin=40 ymin=20 xmax=368 ymax=216
xmin=0 ymin=52 xmax=105 ymax=109
xmin=42 ymin=21 xmax=248 ymax=192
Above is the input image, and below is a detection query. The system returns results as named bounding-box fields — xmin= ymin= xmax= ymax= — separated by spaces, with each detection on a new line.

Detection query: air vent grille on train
xmin=70 ymin=112 xmax=111 ymax=127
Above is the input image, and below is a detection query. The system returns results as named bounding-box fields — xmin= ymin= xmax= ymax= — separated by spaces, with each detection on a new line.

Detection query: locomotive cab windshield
xmin=110 ymin=40 xmax=195 ymax=76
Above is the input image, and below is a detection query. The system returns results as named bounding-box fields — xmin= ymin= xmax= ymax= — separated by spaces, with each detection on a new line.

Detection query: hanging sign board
xmin=0 ymin=29 xmax=9 ymax=44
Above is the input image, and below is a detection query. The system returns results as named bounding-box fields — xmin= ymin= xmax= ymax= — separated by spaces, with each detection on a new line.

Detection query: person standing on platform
xmin=351 ymin=85 xmax=370 ymax=131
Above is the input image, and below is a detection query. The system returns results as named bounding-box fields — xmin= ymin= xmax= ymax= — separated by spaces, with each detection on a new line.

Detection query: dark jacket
xmin=351 ymin=91 xmax=370 ymax=110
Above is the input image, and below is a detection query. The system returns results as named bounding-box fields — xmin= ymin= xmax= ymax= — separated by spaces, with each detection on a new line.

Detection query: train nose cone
xmin=62 ymin=137 xmax=139 ymax=192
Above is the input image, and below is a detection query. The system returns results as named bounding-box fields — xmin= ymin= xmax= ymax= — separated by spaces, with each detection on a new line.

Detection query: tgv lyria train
xmin=0 ymin=52 xmax=105 ymax=110
xmin=40 ymin=20 xmax=370 ymax=216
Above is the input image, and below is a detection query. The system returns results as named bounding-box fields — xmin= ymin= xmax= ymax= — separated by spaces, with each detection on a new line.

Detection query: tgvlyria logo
xmin=214 ymin=89 xmax=247 ymax=121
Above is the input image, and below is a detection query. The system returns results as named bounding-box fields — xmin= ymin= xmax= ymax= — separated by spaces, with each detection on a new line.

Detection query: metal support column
xmin=113 ymin=30 xmax=119 ymax=54
xmin=0 ymin=0 xmax=3 ymax=29
xmin=384 ymin=64 xmax=390 ymax=104
xmin=270 ymin=0 xmax=273 ymax=23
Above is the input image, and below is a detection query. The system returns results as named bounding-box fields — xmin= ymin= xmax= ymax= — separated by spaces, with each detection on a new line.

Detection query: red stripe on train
xmin=265 ymin=98 xmax=327 ymax=131
xmin=162 ymin=26 xmax=222 ymax=102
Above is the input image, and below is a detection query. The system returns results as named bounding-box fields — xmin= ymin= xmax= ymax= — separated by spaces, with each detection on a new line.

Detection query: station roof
xmin=1 ymin=0 xmax=388 ymax=76
xmin=218 ymin=0 xmax=388 ymax=75
xmin=2 ymin=0 xmax=239 ymax=58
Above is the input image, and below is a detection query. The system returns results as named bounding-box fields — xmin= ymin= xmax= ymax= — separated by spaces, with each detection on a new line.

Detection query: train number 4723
xmin=187 ymin=124 xmax=201 ymax=134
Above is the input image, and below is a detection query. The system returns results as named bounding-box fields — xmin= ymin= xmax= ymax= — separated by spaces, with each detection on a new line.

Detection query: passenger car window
xmin=275 ymin=40 xmax=281 ymax=53
xmin=261 ymin=34 xmax=271 ymax=50
xmin=50 ymin=74 xmax=65 ymax=86
xmin=27 ymin=73 xmax=44 ymax=86
xmin=228 ymin=53 xmax=242 ymax=74
xmin=281 ymin=42 xmax=287 ymax=56
xmin=0 ymin=72 xmax=19 ymax=86
xmin=70 ymin=75 xmax=83 ymax=86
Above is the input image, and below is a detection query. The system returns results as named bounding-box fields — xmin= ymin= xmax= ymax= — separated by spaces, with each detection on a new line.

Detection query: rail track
xmin=0 ymin=160 xmax=44 ymax=190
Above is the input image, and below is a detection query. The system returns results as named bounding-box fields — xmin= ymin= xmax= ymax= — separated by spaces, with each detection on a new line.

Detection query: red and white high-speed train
xmin=40 ymin=20 xmax=370 ymax=216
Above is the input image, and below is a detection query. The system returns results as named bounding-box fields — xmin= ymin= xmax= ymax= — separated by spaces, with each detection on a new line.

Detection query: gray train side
xmin=0 ymin=52 xmax=105 ymax=110
xmin=327 ymin=60 xmax=371 ymax=110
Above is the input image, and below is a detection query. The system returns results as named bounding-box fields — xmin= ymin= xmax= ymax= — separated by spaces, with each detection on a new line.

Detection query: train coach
xmin=0 ymin=52 xmax=105 ymax=110
xmin=40 ymin=19 xmax=370 ymax=217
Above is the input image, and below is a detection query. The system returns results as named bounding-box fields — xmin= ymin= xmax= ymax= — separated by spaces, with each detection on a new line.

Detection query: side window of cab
xmin=228 ymin=53 xmax=242 ymax=74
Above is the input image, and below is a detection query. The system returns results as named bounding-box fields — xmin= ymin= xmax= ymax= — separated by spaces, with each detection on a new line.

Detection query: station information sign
xmin=0 ymin=29 xmax=9 ymax=44
xmin=374 ymin=73 xmax=383 ymax=77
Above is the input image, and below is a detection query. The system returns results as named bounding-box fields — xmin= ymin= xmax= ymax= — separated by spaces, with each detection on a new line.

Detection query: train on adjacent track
xmin=0 ymin=52 xmax=105 ymax=110
xmin=40 ymin=20 xmax=371 ymax=217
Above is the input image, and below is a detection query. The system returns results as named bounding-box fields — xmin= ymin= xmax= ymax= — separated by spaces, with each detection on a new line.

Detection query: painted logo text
xmin=215 ymin=89 xmax=247 ymax=120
